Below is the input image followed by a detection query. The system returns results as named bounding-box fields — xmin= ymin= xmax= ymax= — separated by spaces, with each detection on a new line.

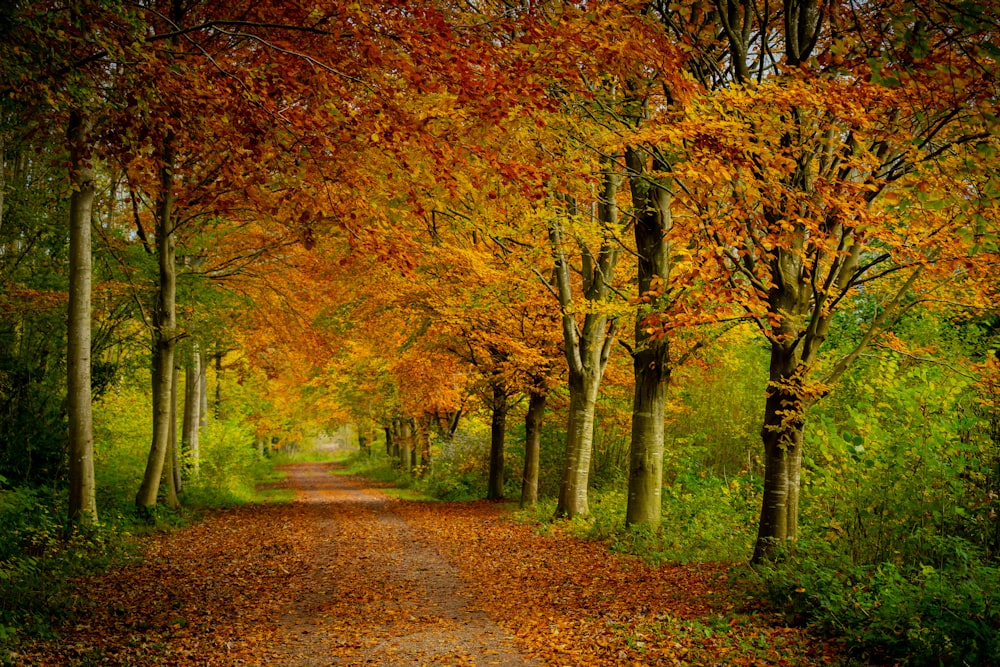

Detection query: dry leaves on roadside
xmin=13 ymin=464 xmax=847 ymax=666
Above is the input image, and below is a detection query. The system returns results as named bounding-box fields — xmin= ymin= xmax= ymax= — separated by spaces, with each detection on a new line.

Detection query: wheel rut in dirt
xmin=270 ymin=462 xmax=539 ymax=666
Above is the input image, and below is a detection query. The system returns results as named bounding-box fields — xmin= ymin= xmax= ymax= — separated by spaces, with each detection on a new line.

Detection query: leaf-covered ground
xmin=11 ymin=462 xmax=853 ymax=666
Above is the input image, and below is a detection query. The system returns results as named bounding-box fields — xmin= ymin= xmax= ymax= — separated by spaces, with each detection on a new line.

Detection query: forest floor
xmin=11 ymin=462 xmax=856 ymax=666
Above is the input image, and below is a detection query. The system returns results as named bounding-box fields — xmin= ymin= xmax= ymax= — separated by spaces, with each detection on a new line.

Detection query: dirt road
xmin=14 ymin=462 xmax=845 ymax=666
xmin=268 ymin=463 xmax=539 ymax=666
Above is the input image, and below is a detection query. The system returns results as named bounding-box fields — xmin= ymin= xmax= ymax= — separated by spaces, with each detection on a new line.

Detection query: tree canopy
xmin=1 ymin=0 xmax=998 ymax=589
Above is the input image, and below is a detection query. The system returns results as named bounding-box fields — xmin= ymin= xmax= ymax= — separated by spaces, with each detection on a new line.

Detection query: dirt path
xmin=14 ymin=462 xmax=848 ymax=666
xmin=269 ymin=463 xmax=539 ymax=666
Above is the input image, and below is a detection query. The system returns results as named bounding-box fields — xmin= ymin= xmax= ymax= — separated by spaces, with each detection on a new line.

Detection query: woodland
xmin=0 ymin=0 xmax=999 ymax=664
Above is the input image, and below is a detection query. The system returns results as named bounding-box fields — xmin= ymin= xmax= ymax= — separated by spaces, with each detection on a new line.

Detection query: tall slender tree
xmin=550 ymin=166 xmax=622 ymax=518
xmin=67 ymin=108 xmax=97 ymax=524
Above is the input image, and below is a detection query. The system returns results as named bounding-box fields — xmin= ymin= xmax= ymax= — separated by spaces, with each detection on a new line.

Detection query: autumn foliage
xmin=1 ymin=0 xmax=999 ymax=663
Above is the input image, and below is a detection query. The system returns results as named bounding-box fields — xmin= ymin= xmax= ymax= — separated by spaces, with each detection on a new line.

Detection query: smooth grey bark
xmin=750 ymin=238 xmax=917 ymax=562
xmin=198 ymin=348 xmax=208 ymax=431
xmin=135 ymin=129 xmax=178 ymax=511
xmin=416 ymin=415 xmax=431 ymax=475
xmin=753 ymin=340 xmax=806 ymax=562
xmin=520 ymin=390 xmax=547 ymax=508
xmin=749 ymin=233 xmax=813 ymax=561
xmin=67 ymin=109 xmax=97 ymax=525
xmin=557 ymin=373 xmax=603 ymax=516
xmin=487 ymin=382 xmax=508 ymax=500
xmin=182 ymin=344 xmax=201 ymax=473
xmin=398 ymin=418 xmax=412 ymax=473
xmin=551 ymin=165 xmax=621 ymax=518
xmin=624 ymin=147 xmax=672 ymax=527
xmin=170 ymin=363 xmax=182 ymax=494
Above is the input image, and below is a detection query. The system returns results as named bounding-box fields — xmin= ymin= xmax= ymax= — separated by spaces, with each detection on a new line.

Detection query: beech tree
xmin=124 ymin=0 xmax=440 ymax=508
xmin=66 ymin=108 xmax=98 ymax=524
xmin=640 ymin=0 xmax=1000 ymax=560
xmin=0 ymin=1 xmax=148 ymax=522
xmin=548 ymin=167 xmax=623 ymax=518
xmin=181 ymin=344 xmax=204 ymax=474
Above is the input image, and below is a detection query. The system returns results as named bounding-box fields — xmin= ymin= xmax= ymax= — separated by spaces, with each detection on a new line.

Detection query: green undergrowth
xmin=1 ymin=412 xmax=288 ymax=645
xmin=625 ymin=610 xmax=862 ymax=667
xmin=337 ymin=451 xmax=447 ymax=501
xmin=755 ymin=540 xmax=1000 ymax=666
xmin=0 ymin=487 xmax=139 ymax=645
xmin=516 ymin=465 xmax=761 ymax=566
xmin=269 ymin=446 xmax=348 ymax=465
xmin=252 ymin=467 xmax=295 ymax=504
xmin=375 ymin=487 xmax=441 ymax=502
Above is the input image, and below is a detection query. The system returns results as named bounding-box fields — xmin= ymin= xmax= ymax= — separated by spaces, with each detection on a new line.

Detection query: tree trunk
xmin=170 ymin=364 xmax=182 ymax=494
xmin=135 ymin=130 xmax=178 ymax=512
xmin=410 ymin=427 xmax=418 ymax=470
xmin=182 ymin=344 xmax=201 ymax=474
xmin=625 ymin=147 xmax=672 ymax=527
xmin=416 ymin=415 xmax=432 ymax=475
xmin=550 ymin=166 xmax=621 ymax=519
xmin=213 ymin=351 xmax=223 ymax=419
xmin=520 ymin=390 xmax=547 ymax=508
xmin=159 ymin=364 xmax=181 ymax=508
xmin=435 ymin=409 xmax=461 ymax=441
xmin=487 ymin=383 xmax=508 ymax=500
xmin=626 ymin=346 xmax=668 ymax=526
xmin=752 ymin=340 xmax=807 ymax=563
xmin=67 ymin=109 xmax=97 ymax=525
xmin=398 ymin=418 xmax=412 ymax=473
xmin=198 ymin=349 xmax=208 ymax=431
xmin=384 ymin=425 xmax=393 ymax=458
xmin=556 ymin=373 xmax=601 ymax=517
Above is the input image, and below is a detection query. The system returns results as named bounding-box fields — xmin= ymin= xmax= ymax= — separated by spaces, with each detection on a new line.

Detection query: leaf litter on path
xmin=13 ymin=462 xmax=849 ymax=666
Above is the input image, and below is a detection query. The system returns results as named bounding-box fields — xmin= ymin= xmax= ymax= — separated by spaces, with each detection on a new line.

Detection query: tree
xmin=622 ymin=144 xmax=672 ymax=527
xmin=67 ymin=109 xmax=98 ymax=524
xmin=134 ymin=119 xmax=179 ymax=511
xmin=486 ymin=375 xmax=513 ymax=500
xmin=181 ymin=343 xmax=203 ymax=474
xmin=644 ymin=0 xmax=1000 ymax=561
xmin=520 ymin=388 xmax=548 ymax=508
xmin=0 ymin=0 xmax=144 ymax=516
xmin=549 ymin=166 xmax=623 ymax=518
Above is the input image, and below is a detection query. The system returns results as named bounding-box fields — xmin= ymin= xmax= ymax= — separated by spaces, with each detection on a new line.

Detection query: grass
xmin=252 ymin=467 xmax=295 ymax=504
xmin=268 ymin=446 xmax=348 ymax=465
xmin=375 ymin=487 xmax=440 ymax=502
xmin=254 ymin=486 xmax=296 ymax=504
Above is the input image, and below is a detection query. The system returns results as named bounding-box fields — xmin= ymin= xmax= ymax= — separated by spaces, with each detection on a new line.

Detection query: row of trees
xmin=1 ymin=0 xmax=997 ymax=563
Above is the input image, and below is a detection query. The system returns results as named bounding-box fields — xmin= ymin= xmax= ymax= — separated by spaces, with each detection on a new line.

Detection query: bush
xmin=759 ymin=539 xmax=1000 ymax=666
xmin=0 ymin=486 xmax=135 ymax=642
xmin=182 ymin=417 xmax=270 ymax=507
xmin=751 ymin=336 xmax=1000 ymax=665
xmin=516 ymin=463 xmax=761 ymax=565
xmin=93 ymin=381 xmax=152 ymax=516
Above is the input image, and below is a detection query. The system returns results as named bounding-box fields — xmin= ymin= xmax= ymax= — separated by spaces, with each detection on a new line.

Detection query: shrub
xmin=516 ymin=463 xmax=761 ymax=566
xmin=0 ymin=486 xmax=136 ymax=642
xmin=182 ymin=417 xmax=269 ymax=507
xmin=759 ymin=539 xmax=1000 ymax=666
